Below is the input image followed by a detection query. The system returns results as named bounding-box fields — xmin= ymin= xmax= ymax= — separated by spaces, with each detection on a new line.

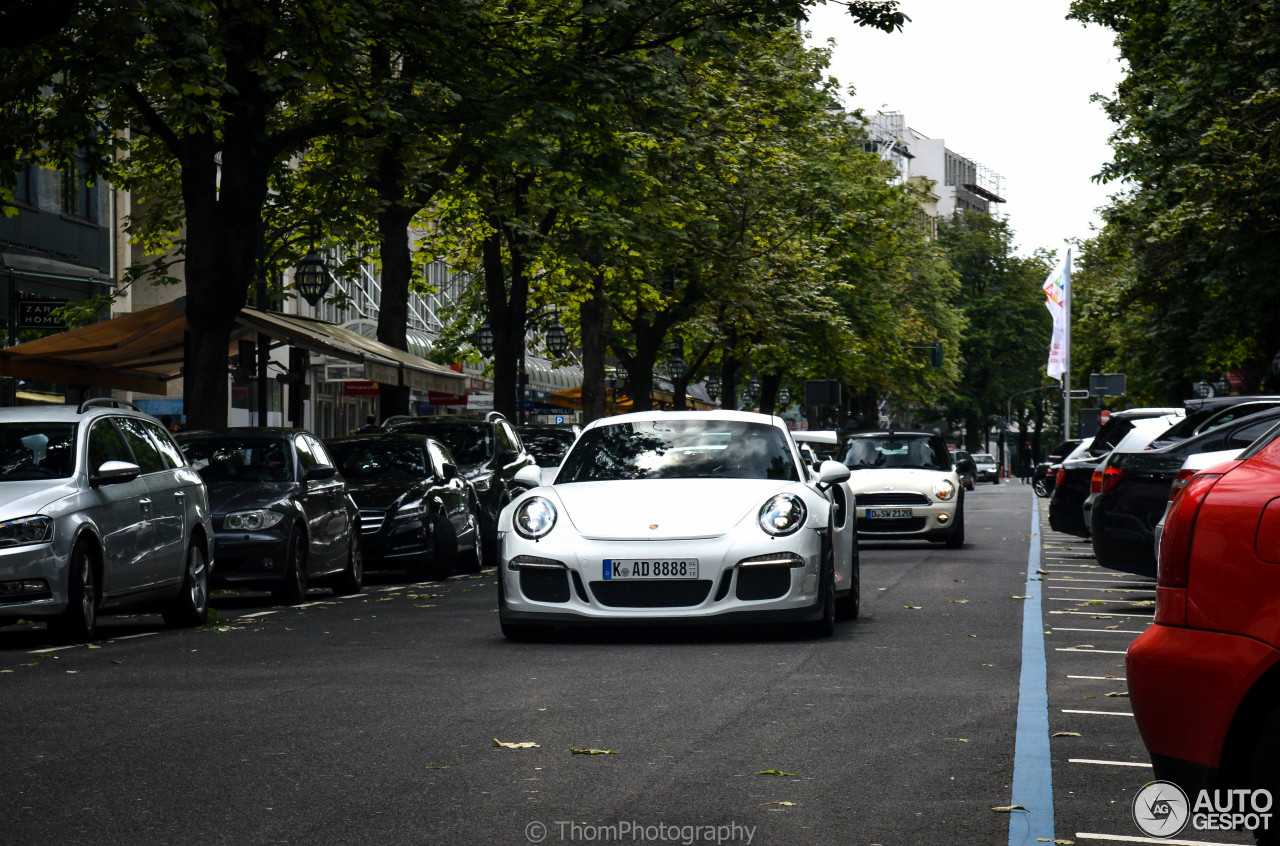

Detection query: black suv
xmin=384 ymin=412 xmax=534 ymax=566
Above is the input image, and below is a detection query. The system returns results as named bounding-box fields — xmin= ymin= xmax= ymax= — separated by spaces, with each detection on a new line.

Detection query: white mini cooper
xmin=843 ymin=430 xmax=965 ymax=547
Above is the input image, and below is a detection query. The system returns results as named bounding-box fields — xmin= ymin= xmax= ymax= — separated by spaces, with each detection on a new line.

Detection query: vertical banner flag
xmin=1043 ymin=250 xmax=1071 ymax=381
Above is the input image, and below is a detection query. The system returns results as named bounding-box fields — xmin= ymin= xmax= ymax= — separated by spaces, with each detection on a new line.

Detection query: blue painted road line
xmin=1009 ymin=494 xmax=1055 ymax=845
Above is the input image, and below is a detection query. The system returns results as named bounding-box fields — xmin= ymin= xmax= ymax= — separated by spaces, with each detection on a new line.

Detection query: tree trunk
xmin=482 ymin=230 xmax=517 ymax=422
xmin=720 ymin=359 xmax=739 ymax=412
xmin=758 ymin=371 xmax=781 ymax=416
xmin=376 ymin=205 xmax=414 ymax=419
xmin=579 ymin=254 xmax=611 ymax=424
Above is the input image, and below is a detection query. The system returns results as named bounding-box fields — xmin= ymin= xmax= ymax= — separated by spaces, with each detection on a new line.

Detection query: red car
xmin=1127 ymin=421 xmax=1280 ymax=799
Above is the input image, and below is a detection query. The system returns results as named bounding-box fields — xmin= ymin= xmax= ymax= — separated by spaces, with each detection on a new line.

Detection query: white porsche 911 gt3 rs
xmin=496 ymin=411 xmax=859 ymax=639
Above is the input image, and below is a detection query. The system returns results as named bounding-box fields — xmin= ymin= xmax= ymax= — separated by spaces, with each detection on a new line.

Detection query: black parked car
xmin=1144 ymin=395 xmax=1280 ymax=451
xmin=177 ymin=429 xmax=363 ymax=604
xmin=516 ymin=424 xmax=579 ymax=470
xmin=1048 ymin=409 xmax=1183 ymax=538
xmin=1032 ymin=439 xmax=1082 ymax=498
xmin=384 ymin=412 xmax=535 ymax=565
xmin=951 ymin=450 xmax=976 ymax=491
xmin=325 ymin=432 xmax=483 ymax=579
xmin=1089 ymin=407 xmax=1280 ymax=575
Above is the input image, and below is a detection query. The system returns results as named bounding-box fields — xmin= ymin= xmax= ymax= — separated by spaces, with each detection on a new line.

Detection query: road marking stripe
xmin=379 ymin=586 xmax=402 ymax=592
xmin=1061 ymin=709 xmax=1135 ymax=716
xmin=1008 ymin=492 xmax=1056 ymax=845
xmin=1051 ymin=587 xmax=1157 ymax=594
xmin=1055 ymin=647 xmax=1128 ymax=654
xmin=1067 ymin=675 xmax=1128 ymax=681
xmin=1049 ymin=610 xmax=1153 ymax=618
xmin=1074 ymin=833 xmax=1243 ymax=845
xmin=237 ymin=611 xmax=278 ymax=619
xmin=1068 ymin=759 xmax=1151 ymax=768
xmin=113 ymin=632 xmax=156 ymax=640
xmin=29 ymin=645 xmax=77 ymax=654
xmin=1053 ymin=627 xmax=1144 ymax=634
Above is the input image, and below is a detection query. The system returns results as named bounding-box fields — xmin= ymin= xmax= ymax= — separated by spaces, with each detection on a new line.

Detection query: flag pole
xmin=1063 ymin=248 xmax=1072 ymax=438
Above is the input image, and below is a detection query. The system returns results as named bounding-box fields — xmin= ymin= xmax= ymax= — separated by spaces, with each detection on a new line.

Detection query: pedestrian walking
xmin=1021 ymin=442 xmax=1034 ymax=484
xmin=357 ymin=414 xmax=380 ymax=434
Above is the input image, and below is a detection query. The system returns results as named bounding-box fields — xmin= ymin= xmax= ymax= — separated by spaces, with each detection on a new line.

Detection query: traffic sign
xmin=1068 ymin=389 xmax=1091 ymax=399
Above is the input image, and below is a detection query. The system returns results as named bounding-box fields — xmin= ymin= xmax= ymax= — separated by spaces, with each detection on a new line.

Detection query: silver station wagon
xmin=0 ymin=400 xmax=214 ymax=641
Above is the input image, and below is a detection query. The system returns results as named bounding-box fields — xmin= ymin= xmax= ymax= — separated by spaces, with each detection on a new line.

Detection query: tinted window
xmin=329 ymin=442 xmax=428 ymax=480
xmin=497 ymin=422 xmax=520 ymax=455
xmin=304 ymin=435 xmax=334 ymax=468
xmin=0 ymin=422 xmax=77 ymax=481
xmin=1088 ymin=420 xmax=1136 ymax=455
xmin=521 ymin=430 xmax=576 ymax=466
xmin=559 ymin=420 xmax=800 ymax=483
xmin=844 ymin=435 xmax=951 ymax=471
xmin=1229 ymin=418 xmax=1280 ymax=449
xmin=426 ymin=441 xmax=454 ymax=479
xmin=397 ymin=423 xmax=492 ymax=466
xmin=181 ymin=438 xmax=293 ymax=483
xmin=114 ymin=417 xmax=166 ymax=474
xmin=294 ymin=434 xmax=317 ymax=475
xmin=142 ymin=420 xmax=185 ymax=469
xmin=88 ymin=419 xmax=134 ymax=471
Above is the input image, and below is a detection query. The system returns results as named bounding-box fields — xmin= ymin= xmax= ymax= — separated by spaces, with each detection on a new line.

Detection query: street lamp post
xmin=777 ymin=387 xmax=790 ymax=408
xmin=705 ymin=375 xmax=720 ymax=405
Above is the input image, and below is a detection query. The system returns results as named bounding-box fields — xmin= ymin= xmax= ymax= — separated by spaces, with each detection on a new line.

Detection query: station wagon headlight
xmin=933 ymin=479 xmax=957 ymax=501
xmin=514 ymin=496 xmax=557 ymax=539
xmin=758 ymin=494 xmax=807 ymax=536
xmin=0 ymin=515 xmax=53 ymax=547
xmin=224 ymin=510 xmax=285 ymax=531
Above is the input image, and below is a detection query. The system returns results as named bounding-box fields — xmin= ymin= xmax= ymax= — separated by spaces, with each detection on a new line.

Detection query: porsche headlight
xmin=514 ymin=496 xmax=557 ymax=539
xmin=758 ymin=493 xmax=807 ymax=536
xmin=224 ymin=510 xmax=285 ymax=531
xmin=933 ymin=479 xmax=957 ymax=501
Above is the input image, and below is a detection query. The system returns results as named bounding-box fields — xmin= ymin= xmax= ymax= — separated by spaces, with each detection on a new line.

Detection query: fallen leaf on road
xmin=425 ymin=765 xmax=451 ymax=770
xmin=1051 ymin=732 xmax=1082 ymax=737
xmin=950 ymin=599 xmax=969 ymax=604
xmin=991 ymin=805 xmax=1027 ymax=813
xmin=956 ymin=738 xmax=970 ymax=742
xmin=1037 ymin=839 xmax=1076 ymax=844
xmin=967 ymin=634 xmax=979 ymax=638
xmin=1073 ymin=644 xmax=1094 ymax=649
xmin=1105 ymin=625 xmax=1120 ymax=630
xmin=903 ymin=605 xmax=922 ymax=610
xmin=66 ymin=670 xmax=78 ymax=674
xmin=760 ymin=801 xmax=796 ymax=806
xmin=87 ymin=644 xmax=101 ymax=649
xmin=569 ymin=747 xmax=617 ymax=755
xmin=756 ymin=769 xmax=798 ymax=777
xmin=1105 ymin=691 xmax=1129 ymax=697
xmin=1036 ymin=569 xmax=1048 ymax=575
xmin=493 ymin=739 xmax=540 ymax=749
xmin=1010 ymin=595 xmax=1030 ymax=600
xmin=109 ymin=659 xmax=124 ymax=665
xmin=982 ymin=663 xmax=995 ymax=667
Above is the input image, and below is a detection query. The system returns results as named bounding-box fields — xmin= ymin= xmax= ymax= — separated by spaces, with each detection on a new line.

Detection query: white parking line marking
xmin=237 ymin=611 xmax=278 ymax=619
xmin=1075 ymin=833 xmax=1243 ymax=845
xmin=1061 ymin=709 xmax=1135 ymax=717
xmin=1051 ymin=587 xmax=1157 ymax=594
xmin=1067 ymin=675 xmax=1127 ymax=681
xmin=30 ymin=645 xmax=78 ymax=654
xmin=379 ymin=586 xmax=402 ymax=592
xmin=1047 ymin=577 xmax=1154 ymax=584
xmin=1055 ymin=647 xmax=1128 ymax=654
xmin=1049 ymin=610 xmax=1153 ymax=618
xmin=1069 ymin=759 xmax=1151 ymax=768
xmin=113 ymin=632 xmax=157 ymax=641
xmin=1053 ymin=627 xmax=1144 ymax=634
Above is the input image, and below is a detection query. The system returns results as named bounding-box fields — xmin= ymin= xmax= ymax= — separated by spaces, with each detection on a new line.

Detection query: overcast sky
xmin=803 ymin=0 xmax=1126 ymax=258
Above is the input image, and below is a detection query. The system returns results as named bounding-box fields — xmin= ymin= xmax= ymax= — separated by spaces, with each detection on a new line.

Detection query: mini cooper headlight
xmin=758 ymin=494 xmax=807 ymax=536
xmin=514 ymin=496 xmax=557 ymax=539
xmin=933 ymin=479 xmax=957 ymax=501
xmin=224 ymin=510 xmax=285 ymax=531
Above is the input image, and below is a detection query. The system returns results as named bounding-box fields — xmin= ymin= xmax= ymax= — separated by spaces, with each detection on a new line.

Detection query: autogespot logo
xmin=1133 ymin=780 xmax=1190 ymax=837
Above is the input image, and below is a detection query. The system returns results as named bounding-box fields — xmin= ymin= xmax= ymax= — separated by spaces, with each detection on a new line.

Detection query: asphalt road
xmin=2 ymin=482 xmax=1236 ymax=846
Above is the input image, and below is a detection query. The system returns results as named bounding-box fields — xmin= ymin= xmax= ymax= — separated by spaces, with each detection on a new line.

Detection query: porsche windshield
xmin=844 ymin=435 xmax=950 ymax=471
xmin=557 ymin=420 xmax=800 ymax=483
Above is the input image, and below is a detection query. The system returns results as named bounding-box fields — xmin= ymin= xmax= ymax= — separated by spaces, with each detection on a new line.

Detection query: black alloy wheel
xmin=162 ymin=542 xmax=209 ymax=626
xmin=51 ymin=539 xmax=97 ymax=642
xmin=274 ymin=528 xmax=309 ymax=605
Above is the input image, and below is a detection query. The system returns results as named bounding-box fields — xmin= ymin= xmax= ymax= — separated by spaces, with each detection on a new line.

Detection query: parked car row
xmin=1047 ymin=395 xmax=1280 ymax=577
xmin=0 ymin=403 xmax=559 ymax=642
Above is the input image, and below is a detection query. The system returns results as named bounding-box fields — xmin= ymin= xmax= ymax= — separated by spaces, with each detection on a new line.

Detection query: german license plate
xmin=865 ymin=508 xmax=913 ymax=519
xmin=603 ymin=559 xmax=699 ymax=580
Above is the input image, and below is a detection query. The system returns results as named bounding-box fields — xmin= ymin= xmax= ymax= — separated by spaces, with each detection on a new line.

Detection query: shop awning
xmin=0 ymin=298 xmax=465 ymax=395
